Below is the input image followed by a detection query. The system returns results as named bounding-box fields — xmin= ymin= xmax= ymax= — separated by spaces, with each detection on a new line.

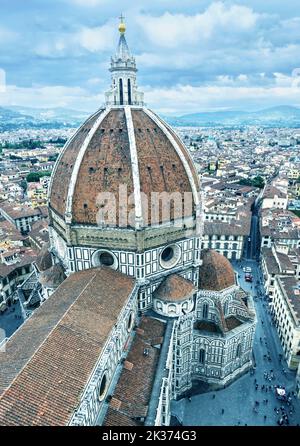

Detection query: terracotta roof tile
xmin=154 ymin=273 xmax=195 ymax=302
xmin=103 ymin=317 xmax=165 ymax=426
xmin=0 ymin=267 xmax=135 ymax=426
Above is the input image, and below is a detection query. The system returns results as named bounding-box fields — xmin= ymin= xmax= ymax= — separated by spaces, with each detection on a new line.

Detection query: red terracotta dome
xmin=49 ymin=107 xmax=200 ymax=228
xmin=199 ymin=249 xmax=236 ymax=291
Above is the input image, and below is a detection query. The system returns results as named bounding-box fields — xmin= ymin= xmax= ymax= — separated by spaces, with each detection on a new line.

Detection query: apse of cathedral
xmin=0 ymin=19 xmax=256 ymax=426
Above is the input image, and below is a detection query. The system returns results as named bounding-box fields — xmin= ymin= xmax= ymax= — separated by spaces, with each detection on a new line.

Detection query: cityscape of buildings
xmin=0 ymin=12 xmax=300 ymax=429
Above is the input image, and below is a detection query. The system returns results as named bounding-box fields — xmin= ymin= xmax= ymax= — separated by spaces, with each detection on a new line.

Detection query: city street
xmin=172 ymin=259 xmax=300 ymax=426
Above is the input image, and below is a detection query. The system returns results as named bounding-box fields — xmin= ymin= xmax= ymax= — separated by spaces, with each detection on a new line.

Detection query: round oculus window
xmin=92 ymin=250 xmax=118 ymax=269
xmin=159 ymin=244 xmax=181 ymax=269
xmin=99 ymin=252 xmax=114 ymax=266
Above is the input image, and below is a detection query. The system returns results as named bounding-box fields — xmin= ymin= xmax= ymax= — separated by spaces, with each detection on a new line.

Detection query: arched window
xmin=119 ymin=78 xmax=124 ymax=105
xmin=168 ymin=304 xmax=177 ymax=314
xmin=202 ymin=303 xmax=209 ymax=319
xmin=182 ymin=301 xmax=189 ymax=311
xmin=199 ymin=349 xmax=205 ymax=364
xmin=98 ymin=372 xmax=108 ymax=401
xmin=236 ymin=343 xmax=242 ymax=358
xmin=128 ymin=78 xmax=132 ymax=105
xmin=156 ymin=300 xmax=163 ymax=310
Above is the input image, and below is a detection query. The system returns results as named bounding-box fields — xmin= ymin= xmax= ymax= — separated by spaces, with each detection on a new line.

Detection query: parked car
xmin=243 ymin=267 xmax=252 ymax=273
xmin=245 ymin=274 xmax=253 ymax=282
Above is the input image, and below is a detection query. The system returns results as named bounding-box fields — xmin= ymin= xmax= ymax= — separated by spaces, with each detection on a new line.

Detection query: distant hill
xmin=9 ymin=106 xmax=90 ymax=124
xmin=0 ymin=105 xmax=299 ymax=131
xmin=163 ymin=106 xmax=300 ymax=128
xmin=0 ymin=106 xmax=90 ymax=131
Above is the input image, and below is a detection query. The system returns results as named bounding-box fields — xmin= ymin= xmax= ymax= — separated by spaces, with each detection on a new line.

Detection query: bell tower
xmin=105 ymin=15 xmax=144 ymax=106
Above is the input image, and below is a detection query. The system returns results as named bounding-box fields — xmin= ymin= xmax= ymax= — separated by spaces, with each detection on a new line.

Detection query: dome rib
xmin=48 ymin=108 xmax=104 ymax=217
xmin=64 ymin=108 xmax=111 ymax=223
xmin=143 ymin=108 xmax=200 ymax=209
xmin=124 ymin=106 xmax=143 ymax=228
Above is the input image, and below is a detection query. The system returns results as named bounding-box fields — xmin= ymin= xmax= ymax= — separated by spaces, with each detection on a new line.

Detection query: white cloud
xmin=237 ymin=74 xmax=248 ymax=82
xmin=144 ymin=81 xmax=300 ymax=114
xmin=35 ymin=39 xmax=68 ymax=58
xmin=0 ymin=84 xmax=103 ymax=110
xmin=0 ymin=69 xmax=6 ymax=93
xmin=34 ymin=22 xmax=116 ymax=57
xmin=0 ymin=27 xmax=18 ymax=44
xmin=1 ymin=73 xmax=299 ymax=115
xmin=137 ymin=2 xmax=258 ymax=48
xmin=87 ymin=77 xmax=103 ymax=85
xmin=76 ymin=24 xmax=115 ymax=52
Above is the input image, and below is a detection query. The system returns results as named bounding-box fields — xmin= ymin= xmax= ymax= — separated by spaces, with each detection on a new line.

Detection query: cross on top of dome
xmin=118 ymin=14 xmax=126 ymax=34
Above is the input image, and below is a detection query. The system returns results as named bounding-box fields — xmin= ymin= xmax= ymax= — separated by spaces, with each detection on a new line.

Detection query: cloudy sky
xmin=0 ymin=0 xmax=300 ymax=115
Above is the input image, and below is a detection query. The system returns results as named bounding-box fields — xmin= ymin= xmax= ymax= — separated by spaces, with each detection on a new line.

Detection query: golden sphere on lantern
xmin=119 ymin=21 xmax=126 ymax=34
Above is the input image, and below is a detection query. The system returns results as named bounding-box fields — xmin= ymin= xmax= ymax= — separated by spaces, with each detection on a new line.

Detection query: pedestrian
xmin=264 ymin=415 xmax=267 ymax=421
xmin=221 ymin=409 xmax=224 ymax=414
xmin=212 ymin=394 xmax=215 ymax=399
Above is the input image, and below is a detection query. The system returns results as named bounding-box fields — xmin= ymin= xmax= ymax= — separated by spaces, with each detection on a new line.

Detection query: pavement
xmin=0 ymin=300 xmax=24 ymax=338
xmin=172 ymin=259 xmax=300 ymax=426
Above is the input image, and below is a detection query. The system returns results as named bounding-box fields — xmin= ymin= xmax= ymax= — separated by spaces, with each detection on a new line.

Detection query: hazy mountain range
xmin=163 ymin=106 xmax=300 ymax=128
xmin=0 ymin=105 xmax=299 ymax=131
xmin=0 ymin=106 xmax=90 ymax=131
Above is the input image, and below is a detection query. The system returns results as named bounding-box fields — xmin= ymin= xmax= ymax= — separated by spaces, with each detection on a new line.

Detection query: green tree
xmin=20 ymin=180 xmax=28 ymax=192
xmin=252 ymin=176 xmax=265 ymax=189
xmin=239 ymin=176 xmax=265 ymax=189
xmin=26 ymin=171 xmax=51 ymax=182
xmin=48 ymin=154 xmax=59 ymax=162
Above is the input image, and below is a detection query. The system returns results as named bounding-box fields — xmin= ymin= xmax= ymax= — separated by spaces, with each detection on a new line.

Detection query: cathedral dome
xmin=48 ymin=20 xmax=200 ymax=231
xmin=199 ymin=249 xmax=236 ymax=291
xmin=49 ymin=107 xmax=200 ymax=228
xmin=154 ymin=274 xmax=195 ymax=303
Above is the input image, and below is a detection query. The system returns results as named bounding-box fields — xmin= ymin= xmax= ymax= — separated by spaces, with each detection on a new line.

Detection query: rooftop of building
xmin=0 ymin=200 xmax=48 ymax=220
xmin=0 ymin=219 xmax=25 ymax=243
xmin=261 ymin=247 xmax=295 ymax=275
xmin=204 ymin=216 xmax=251 ymax=237
xmin=260 ymin=208 xmax=300 ymax=239
xmin=28 ymin=220 xmax=49 ymax=249
xmin=262 ymin=184 xmax=287 ymax=199
xmin=0 ymin=266 xmax=136 ymax=426
xmin=103 ymin=316 xmax=166 ymax=426
xmin=277 ymin=275 xmax=300 ymax=324
xmin=0 ymin=247 xmax=38 ymax=279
